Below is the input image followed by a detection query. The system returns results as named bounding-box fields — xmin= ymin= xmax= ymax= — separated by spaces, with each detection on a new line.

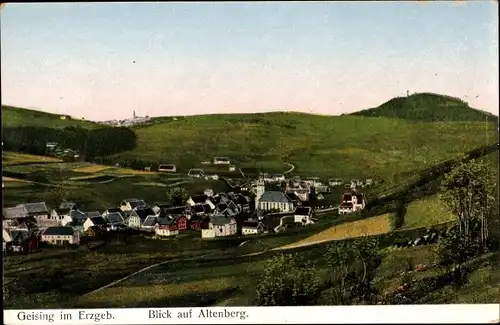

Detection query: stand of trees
xmin=254 ymin=159 xmax=498 ymax=305
xmin=2 ymin=126 xmax=137 ymax=160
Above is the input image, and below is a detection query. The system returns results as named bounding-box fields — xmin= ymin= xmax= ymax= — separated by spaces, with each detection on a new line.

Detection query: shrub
xmin=255 ymin=253 xmax=320 ymax=306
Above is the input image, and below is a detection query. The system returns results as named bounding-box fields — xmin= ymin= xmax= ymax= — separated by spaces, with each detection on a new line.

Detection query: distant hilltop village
xmin=101 ymin=111 xmax=152 ymax=127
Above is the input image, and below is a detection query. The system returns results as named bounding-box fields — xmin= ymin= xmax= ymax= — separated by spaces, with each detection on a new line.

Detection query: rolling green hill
xmin=349 ymin=93 xmax=498 ymax=122
xmin=2 ymin=94 xmax=498 ymax=183
xmin=113 ymin=111 xmax=497 ymax=181
xmin=1 ymin=105 xmax=101 ymax=129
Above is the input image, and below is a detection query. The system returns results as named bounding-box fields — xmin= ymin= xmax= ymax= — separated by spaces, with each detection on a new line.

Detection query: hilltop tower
xmin=255 ymin=176 xmax=265 ymax=210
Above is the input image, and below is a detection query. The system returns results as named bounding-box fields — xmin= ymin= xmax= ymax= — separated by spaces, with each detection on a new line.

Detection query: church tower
xmin=255 ymin=176 xmax=265 ymax=210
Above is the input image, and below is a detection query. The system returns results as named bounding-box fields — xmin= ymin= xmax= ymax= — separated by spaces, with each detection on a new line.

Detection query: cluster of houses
xmin=3 ymin=173 xmax=368 ymax=253
xmin=45 ymin=142 xmax=80 ymax=160
xmin=328 ymin=178 xmax=374 ymax=189
xmin=101 ymin=111 xmax=152 ymax=127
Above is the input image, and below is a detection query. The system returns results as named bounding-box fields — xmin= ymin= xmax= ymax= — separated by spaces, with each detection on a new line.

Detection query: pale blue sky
xmin=1 ymin=1 xmax=498 ymax=121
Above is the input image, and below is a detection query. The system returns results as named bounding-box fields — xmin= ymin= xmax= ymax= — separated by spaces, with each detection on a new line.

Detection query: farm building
xmin=127 ymin=207 xmax=156 ymax=228
xmin=41 ymin=226 xmax=80 ymax=245
xmin=50 ymin=208 xmax=72 ymax=225
xmin=104 ymin=212 xmax=125 ymax=226
xmin=158 ymin=164 xmax=176 ymax=172
xmin=83 ymin=216 xmax=107 ymax=231
xmin=191 ymin=204 xmax=211 ymax=218
xmin=241 ymin=221 xmax=265 ymax=236
xmin=46 ymin=142 xmax=58 ymax=150
xmin=4 ymin=229 xmax=39 ymax=252
xmin=328 ymin=178 xmax=343 ymax=186
xmin=338 ymin=191 xmax=366 ymax=215
xmin=187 ymin=168 xmax=204 ymax=178
xmin=84 ymin=226 xmax=104 ymax=237
xmin=201 ymin=215 xmax=237 ymax=239
xmin=159 ymin=206 xmax=190 ymax=218
xmin=141 ymin=216 xmax=158 ymax=231
xmin=172 ymin=215 xmax=188 ymax=231
xmin=155 ymin=218 xmax=178 ymax=237
xmin=14 ymin=203 xmax=51 ymax=227
xmin=152 ymin=202 xmax=173 ymax=215
xmin=293 ymin=206 xmax=314 ymax=225
xmin=102 ymin=208 xmax=125 ymax=219
xmin=59 ymin=209 xmax=86 ymax=227
xmin=120 ymin=199 xmax=147 ymax=212
xmin=213 ymin=157 xmax=231 ymax=165
xmin=188 ymin=215 xmax=205 ymax=231
xmin=232 ymin=194 xmax=251 ymax=212
xmin=187 ymin=195 xmax=216 ymax=210
xmin=217 ymin=201 xmax=240 ymax=217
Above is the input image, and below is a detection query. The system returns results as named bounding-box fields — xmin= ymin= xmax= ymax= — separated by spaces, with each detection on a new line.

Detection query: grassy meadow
xmin=402 ymin=195 xmax=455 ymax=229
xmin=74 ymin=236 xmax=500 ymax=308
xmin=1 ymin=153 xmax=231 ymax=210
xmin=279 ymin=213 xmax=392 ymax=250
xmin=3 ymin=232 xmax=244 ymax=309
xmin=1 ymin=105 xmax=101 ymax=129
xmin=114 ymin=113 xmax=497 ymax=181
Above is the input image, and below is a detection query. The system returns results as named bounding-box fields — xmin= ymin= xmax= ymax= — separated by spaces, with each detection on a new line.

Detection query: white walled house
xmin=293 ymin=207 xmax=314 ymax=225
xmin=338 ymin=191 xmax=366 ymax=215
xmin=201 ymin=216 xmax=237 ymax=239
xmin=128 ymin=207 xmax=156 ymax=228
xmin=11 ymin=202 xmax=51 ymax=228
xmin=241 ymin=221 xmax=265 ymax=236
xmin=41 ymin=226 xmax=80 ymax=245
xmin=213 ymin=157 xmax=231 ymax=165
xmin=50 ymin=209 xmax=70 ymax=225
xmin=338 ymin=203 xmax=354 ymax=215
xmin=154 ymin=218 xmax=179 ymax=237
xmin=187 ymin=195 xmax=216 ymax=210
xmin=103 ymin=212 xmax=125 ymax=229
xmin=120 ymin=199 xmax=147 ymax=212
xmin=60 ymin=210 xmax=86 ymax=227
xmin=83 ymin=217 xmax=108 ymax=231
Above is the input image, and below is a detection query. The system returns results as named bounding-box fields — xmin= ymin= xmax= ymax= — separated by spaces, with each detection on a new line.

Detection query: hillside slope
xmin=349 ymin=93 xmax=498 ymax=122
xmin=111 ymin=112 xmax=498 ymax=180
xmin=2 ymin=105 xmax=101 ymax=129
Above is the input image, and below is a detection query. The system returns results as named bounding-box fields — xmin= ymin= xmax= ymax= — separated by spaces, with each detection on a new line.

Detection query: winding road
xmin=85 ymin=231 xmax=345 ymax=296
xmin=283 ymin=162 xmax=295 ymax=174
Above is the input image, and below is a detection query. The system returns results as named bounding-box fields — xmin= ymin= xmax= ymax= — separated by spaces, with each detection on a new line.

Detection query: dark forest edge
xmin=2 ymin=126 xmax=137 ymax=161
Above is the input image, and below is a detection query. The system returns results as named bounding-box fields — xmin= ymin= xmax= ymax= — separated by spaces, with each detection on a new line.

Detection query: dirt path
xmin=283 ymin=162 xmax=295 ymax=174
xmin=85 ymin=251 xmax=217 ymax=296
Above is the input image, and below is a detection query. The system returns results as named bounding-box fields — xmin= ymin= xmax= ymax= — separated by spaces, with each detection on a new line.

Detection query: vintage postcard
xmin=2 ymin=1 xmax=499 ymax=324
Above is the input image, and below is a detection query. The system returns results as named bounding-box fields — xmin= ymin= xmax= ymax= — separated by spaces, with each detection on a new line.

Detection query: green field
xmin=2 ymin=105 xmax=101 ymax=129
xmin=112 ymin=113 xmax=497 ymax=182
xmin=402 ymin=195 xmax=455 ymax=229
xmin=1 ymin=154 xmax=231 ymax=210
xmin=72 ymin=236 xmax=499 ymax=308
